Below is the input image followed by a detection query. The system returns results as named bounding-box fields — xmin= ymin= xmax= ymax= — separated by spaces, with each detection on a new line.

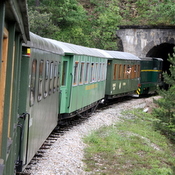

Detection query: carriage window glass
xmin=113 ymin=64 xmax=117 ymax=80
xmin=118 ymin=64 xmax=123 ymax=79
xmin=98 ymin=63 xmax=101 ymax=81
xmin=44 ymin=60 xmax=49 ymax=98
xmin=123 ymin=65 xmax=127 ymax=79
xmin=134 ymin=65 xmax=137 ymax=78
xmin=62 ymin=61 xmax=67 ymax=86
xmin=38 ymin=60 xmax=44 ymax=101
xmin=49 ymin=62 xmax=54 ymax=94
xmin=53 ymin=62 xmax=58 ymax=92
xmin=79 ymin=62 xmax=85 ymax=84
xmin=96 ymin=63 xmax=99 ymax=81
xmin=102 ymin=63 xmax=105 ymax=80
xmin=104 ymin=63 xmax=107 ymax=80
xmin=30 ymin=59 xmax=37 ymax=106
xmin=73 ymin=61 xmax=79 ymax=85
xmin=137 ymin=65 xmax=140 ymax=78
xmin=90 ymin=63 xmax=95 ymax=82
xmin=95 ymin=63 xmax=98 ymax=82
xmin=85 ymin=63 xmax=90 ymax=84
xmin=57 ymin=63 xmax=60 ymax=90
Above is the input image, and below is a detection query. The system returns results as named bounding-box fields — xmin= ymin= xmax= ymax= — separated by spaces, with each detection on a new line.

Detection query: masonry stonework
xmin=116 ymin=28 xmax=175 ymax=57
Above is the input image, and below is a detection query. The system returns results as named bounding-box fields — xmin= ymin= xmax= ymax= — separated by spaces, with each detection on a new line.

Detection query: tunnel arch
xmin=146 ymin=43 xmax=175 ymax=73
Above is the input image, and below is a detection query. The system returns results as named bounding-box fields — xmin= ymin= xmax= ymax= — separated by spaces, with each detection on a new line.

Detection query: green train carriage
xmin=136 ymin=57 xmax=163 ymax=95
xmin=0 ymin=1 xmax=29 ymax=175
xmin=103 ymin=51 xmax=141 ymax=99
xmin=16 ymin=33 xmax=64 ymax=172
xmin=45 ymin=39 xmax=109 ymax=119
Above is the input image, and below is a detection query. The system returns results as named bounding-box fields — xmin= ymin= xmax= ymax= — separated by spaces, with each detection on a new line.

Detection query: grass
xmin=83 ymin=109 xmax=175 ymax=175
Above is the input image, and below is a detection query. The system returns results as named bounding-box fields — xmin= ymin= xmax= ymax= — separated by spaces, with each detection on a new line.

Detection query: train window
xmin=49 ymin=62 xmax=54 ymax=94
xmin=79 ymin=62 xmax=85 ymax=85
xmin=95 ymin=63 xmax=98 ymax=81
xmin=124 ymin=65 xmax=127 ymax=79
xmin=57 ymin=63 xmax=60 ymax=90
xmin=118 ymin=64 xmax=123 ymax=79
xmin=137 ymin=65 xmax=140 ymax=78
xmin=113 ymin=64 xmax=117 ymax=80
xmin=73 ymin=61 xmax=79 ymax=85
xmin=44 ymin=60 xmax=49 ymax=98
xmin=30 ymin=59 xmax=37 ymax=106
xmin=53 ymin=62 xmax=58 ymax=92
xmin=134 ymin=65 xmax=137 ymax=78
xmin=38 ymin=60 xmax=44 ymax=101
xmin=90 ymin=63 xmax=95 ymax=82
xmin=126 ymin=65 xmax=131 ymax=79
xmin=62 ymin=61 xmax=67 ymax=86
xmin=85 ymin=62 xmax=90 ymax=84
xmin=97 ymin=63 xmax=100 ymax=81
xmin=102 ymin=63 xmax=105 ymax=80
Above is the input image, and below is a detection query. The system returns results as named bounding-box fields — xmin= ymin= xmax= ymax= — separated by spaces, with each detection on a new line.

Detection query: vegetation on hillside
xmin=83 ymin=109 xmax=175 ymax=174
xmin=27 ymin=0 xmax=175 ymax=49
xmin=153 ymin=51 xmax=175 ymax=142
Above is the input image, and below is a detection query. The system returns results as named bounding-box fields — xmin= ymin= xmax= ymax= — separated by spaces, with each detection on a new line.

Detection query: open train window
xmin=49 ymin=62 xmax=54 ymax=95
xmin=38 ymin=60 xmax=44 ymax=101
xmin=44 ymin=60 xmax=49 ymax=98
xmin=79 ymin=62 xmax=85 ymax=85
xmin=62 ymin=61 xmax=67 ymax=86
xmin=30 ymin=59 xmax=37 ymax=106
xmin=73 ymin=61 xmax=79 ymax=85
xmin=126 ymin=65 xmax=131 ymax=79
xmin=85 ymin=62 xmax=90 ymax=84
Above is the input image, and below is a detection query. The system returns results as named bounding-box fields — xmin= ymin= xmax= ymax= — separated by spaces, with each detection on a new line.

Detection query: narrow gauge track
xmin=19 ymin=95 xmax=154 ymax=175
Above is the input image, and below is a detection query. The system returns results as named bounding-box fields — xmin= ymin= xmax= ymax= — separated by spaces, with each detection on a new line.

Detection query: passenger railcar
xmin=45 ymin=39 xmax=109 ymax=119
xmin=103 ymin=51 xmax=141 ymax=99
xmin=0 ymin=1 xmax=29 ymax=175
xmin=16 ymin=33 xmax=64 ymax=171
xmin=136 ymin=57 xmax=163 ymax=95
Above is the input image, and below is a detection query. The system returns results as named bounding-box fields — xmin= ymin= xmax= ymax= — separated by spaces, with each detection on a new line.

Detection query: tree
xmin=153 ymin=50 xmax=175 ymax=141
xmin=28 ymin=8 xmax=60 ymax=39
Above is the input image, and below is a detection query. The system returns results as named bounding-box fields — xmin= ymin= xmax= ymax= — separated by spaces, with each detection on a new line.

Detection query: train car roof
xmin=45 ymin=38 xmax=110 ymax=58
xmin=23 ymin=32 xmax=64 ymax=55
xmin=96 ymin=50 xmax=140 ymax=60
xmin=5 ymin=0 xmax=30 ymax=42
xmin=140 ymin=57 xmax=163 ymax=61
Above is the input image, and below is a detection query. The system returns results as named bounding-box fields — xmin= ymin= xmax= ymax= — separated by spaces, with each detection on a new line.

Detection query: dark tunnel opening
xmin=146 ymin=43 xmax=175 ymax=74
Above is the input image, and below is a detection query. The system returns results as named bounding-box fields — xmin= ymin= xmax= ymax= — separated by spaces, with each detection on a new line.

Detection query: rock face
xmin=24 ymin=96 xmax=160 ymax=175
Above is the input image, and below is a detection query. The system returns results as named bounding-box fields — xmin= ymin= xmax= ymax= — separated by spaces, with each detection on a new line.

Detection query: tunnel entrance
xmin=146 ymin=43 xmax=175 ymax=74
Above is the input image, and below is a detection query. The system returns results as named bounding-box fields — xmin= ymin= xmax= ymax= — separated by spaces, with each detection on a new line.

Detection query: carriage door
xmin=0 ymin=28 xmax=8 ymax=154
xmin=60 ymin=56 xmax=72 ymax=115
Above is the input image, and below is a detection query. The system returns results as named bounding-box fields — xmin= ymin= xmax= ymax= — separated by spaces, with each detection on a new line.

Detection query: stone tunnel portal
xmin=146 ymin=43 xmax=175 ymax=74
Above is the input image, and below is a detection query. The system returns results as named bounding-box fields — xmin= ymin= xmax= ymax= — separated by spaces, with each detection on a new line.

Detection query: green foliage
xmin=27 ymin=0 xmax=175 ymax=48
xmin=153 ymin=51 xmax=175 ymax=141
xmin=119 ymin=0 xmax=175 ymax=25
xmin=28 ymin=8 xmax=60 ymax=38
